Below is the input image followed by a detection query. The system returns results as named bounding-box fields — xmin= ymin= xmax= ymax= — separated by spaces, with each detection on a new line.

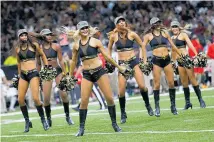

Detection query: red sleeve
xmin=207 ymin=44 xmax=214 ymax=59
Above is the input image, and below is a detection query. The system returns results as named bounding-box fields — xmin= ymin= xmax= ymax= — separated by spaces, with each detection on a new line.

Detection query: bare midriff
xmin=21 ymin=60 xmax=37 ymax=71
xmin=118 ymin=50 xmax=136 ymax=61
xmin=153 ymin=47 xmax=169 ymax=57
xmin=82 ymin=57 xmax=102 ymax=70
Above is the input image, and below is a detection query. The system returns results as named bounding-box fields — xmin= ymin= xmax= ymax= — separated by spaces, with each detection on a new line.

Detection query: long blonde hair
xmin=60 ymin=26 xmax=98 ymax=42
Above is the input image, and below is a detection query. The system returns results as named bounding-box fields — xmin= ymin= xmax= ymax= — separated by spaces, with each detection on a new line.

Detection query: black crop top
xmin=172 ymin=33 xmax=186 ymax=49
xmin=149 ymin=32 xmax=168 ymax=50
xmin=115 ymin=33 xmax=134 ymax=52
xmin=78 ymin=37 xmax=98 ymax=61
xmin=41 ymin=43 xmax=57 ymax=60
xmin=18 ymin=44 xmax=36 ymax=62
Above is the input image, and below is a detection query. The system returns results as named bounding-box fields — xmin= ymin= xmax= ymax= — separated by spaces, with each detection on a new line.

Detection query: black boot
xmin=119 ymin=96 xmax=127 ymax=124
xmin=108 ymin=105 xmax=122 ymax=132
xmin=183 ymin=87 xmax=192 ymax=110
xmin=63 ymin=102 xmax=74 ymax=125
xmin=44 ymin=105 xmax=52 ymax=127
xmin=169 ymin=89 xmax=178 ymax=115
xmin=36 ymin=105 xmax=49 ymax=131
xmin=140 ymin=89 xmax=154 ymax=116
xmin=154 ymin=90 xmax=160 ymax=117
xmin=193 ymin=85 xmax=206 ymax=108
xmin=76 ymin=109 xmax=87 ymax=137
xmin=20 ymin=105 xmax=32 ymax=133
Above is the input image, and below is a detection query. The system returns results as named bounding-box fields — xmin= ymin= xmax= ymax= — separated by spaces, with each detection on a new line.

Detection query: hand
xmin=118 ymin=65 xmax=126 ymax=73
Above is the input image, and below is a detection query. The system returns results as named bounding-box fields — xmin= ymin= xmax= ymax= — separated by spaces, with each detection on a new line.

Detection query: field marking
xmin=1 ymin=88 xmax=213 ymax=117
xmin=1 ymin=129 xmax=214 ymax=138
xmin=1 ymin=106 xmax=214 ymax=125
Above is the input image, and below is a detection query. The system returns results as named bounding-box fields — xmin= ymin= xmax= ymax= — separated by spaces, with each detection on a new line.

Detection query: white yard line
xmin=1 ymin=129 xmax=214 ymax=138
xmin=1 ymin=106 xmax=214 ymax=125
xmin=1 ymin=87 xmax=214 ymax=117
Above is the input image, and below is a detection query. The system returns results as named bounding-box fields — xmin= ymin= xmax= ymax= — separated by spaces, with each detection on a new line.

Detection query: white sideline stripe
xmin=1 ymin=130 xmax=214 ymax=138
xmin=1 ymin=106 xmax=214 ymax=125
xmin=1 ymin=87 xmax=214 ymax=117
xmin=1 ymin=94 xmax=214 ymax=118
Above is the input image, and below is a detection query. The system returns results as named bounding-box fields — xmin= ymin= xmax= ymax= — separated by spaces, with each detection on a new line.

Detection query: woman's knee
xmin=154 ymin=81 xmax=160 ymax=90
xmin=80 ymin=99 xmax=89 ymax=109
xmin=168 ymin=81 xmax=175 ymax=88
xmin=18 ymin=97 xmax=25 ymax=106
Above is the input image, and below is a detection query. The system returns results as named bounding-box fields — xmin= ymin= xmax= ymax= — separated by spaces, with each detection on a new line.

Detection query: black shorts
xmin=118 ymin=56 xmax=139 ymax=69
xmin=56 ymin=66 xmax=62 ymax=77
xmin=82 ymin=66 xmax=106 ymax=82
xmin=152 ymin=55 xmax=171 ymax=68
xmin=20 ymin=69 xmax=39 ymax=82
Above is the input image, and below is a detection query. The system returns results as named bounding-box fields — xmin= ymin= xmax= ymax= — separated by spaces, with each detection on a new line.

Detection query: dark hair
xmin=18 ymin=35 xmax=36 ymax=50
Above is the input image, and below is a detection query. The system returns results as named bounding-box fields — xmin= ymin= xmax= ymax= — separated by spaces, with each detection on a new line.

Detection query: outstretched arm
xmin=97 ymin=39 xmax=123 ymax=71
xmin=183 ymin=33 xmax=197 ymax=56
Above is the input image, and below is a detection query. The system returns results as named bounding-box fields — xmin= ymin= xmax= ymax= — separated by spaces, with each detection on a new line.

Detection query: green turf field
xmin=1 ymin=89 xmax=214 ymax=142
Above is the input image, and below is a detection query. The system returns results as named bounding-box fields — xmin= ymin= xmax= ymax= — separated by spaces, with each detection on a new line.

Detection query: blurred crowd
xmin=1 ymin=1 xmax=214 ymax=113
xmin=1 ymin=1 xmax=214 ymax=61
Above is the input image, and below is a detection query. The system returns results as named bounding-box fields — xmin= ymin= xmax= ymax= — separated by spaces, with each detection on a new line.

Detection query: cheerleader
xmin=141 ymin=17 xmax=183 ymax=117
xmin=170 ymin=20 xmax=206 ymax=109
xmin=67 ymin=21 xmax=129 ymax=136
xmin=15 ymin=29 xmax=49 ymax=132
xmin=108 ymin=16 xmax=154 ymax=124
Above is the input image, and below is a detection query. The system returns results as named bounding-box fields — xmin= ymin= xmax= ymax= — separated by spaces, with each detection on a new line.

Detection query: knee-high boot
xmin=140 ymin=89 xmax=154 ymax=116
xmin=44 ymin=105 xmax=52 ymax=127
xmin=108 ymin=105 xmax=122 ymax=132
xmin=36 ymin=105 xmax=49 ymax=131
xmin=20 ymin=105 xmax=32 ymax=132
xmin=193 ymin=85 xmax=206 ymax=108
xmin=63 ymin=102 xmax=74 ymax=125
xmin=119 ymin=96 xmax=127 ymax=124
xmin=76 ymin=109 xmax=87 ymax=137
xmin=154 ymin=90 xmax=160 ymax=117
xmin=183 ymin=87 xmax=192 ymax=110
xmin=169 ymin=88 xmax=178 ymax=115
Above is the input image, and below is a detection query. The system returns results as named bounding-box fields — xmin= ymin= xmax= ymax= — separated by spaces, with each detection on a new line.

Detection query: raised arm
xmin=33 ymin=42 xmax=48 ymax=66
xmin=69 ymin=42 xmax=79 ymax=76
xmin=56 ymin=44 xmax=66 ymax=74
xmin=183 ymin=33 xmax=197 ymax=56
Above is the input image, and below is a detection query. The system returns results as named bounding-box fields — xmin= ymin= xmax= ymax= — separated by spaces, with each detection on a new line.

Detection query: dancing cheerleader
xmin=64 ymin=21 xmax=131 ymax=136
xmin=141 ymin=17 xmax=184 ymax=117
xmin=107 ymin=16 xmax=154 ymax=124
xmin=15 ymin=29 xmax=49 ymax=132
xmin=170 ymin=20 xmax=206 ymax=109
xmin=30 ymin=29 xmax=74 ymax=127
